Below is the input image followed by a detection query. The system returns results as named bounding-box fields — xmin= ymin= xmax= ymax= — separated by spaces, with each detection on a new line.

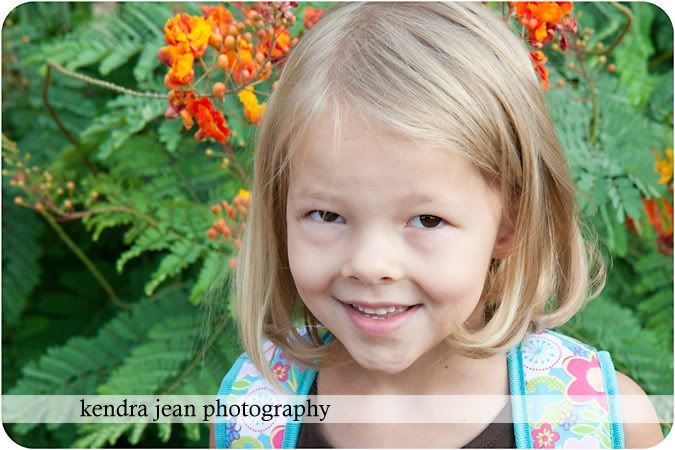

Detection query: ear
xmin=492 ymin=218 xmax=515 ymax=260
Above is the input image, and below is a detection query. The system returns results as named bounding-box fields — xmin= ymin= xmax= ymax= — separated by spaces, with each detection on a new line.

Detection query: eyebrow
xmin=290 ymin=189 xmax=444 ymax=205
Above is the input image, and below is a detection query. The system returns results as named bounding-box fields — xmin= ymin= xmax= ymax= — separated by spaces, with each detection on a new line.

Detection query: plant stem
xmin=42 ymin=64 xmax=79 ymax=148
xmin=40 ymin=211 xmax=133 ymax=309
xmin=47 ymin=61 xmax=165 ymax=98
xmin=223 ymin=142 xmax=250 ymax=186
xmin=163 ymin=324 xmax=225 ymax=393
xmin=573 ymin=44 xmax=600 ymax=147
xmin=582 ymin=3 xmax=633 ymax=57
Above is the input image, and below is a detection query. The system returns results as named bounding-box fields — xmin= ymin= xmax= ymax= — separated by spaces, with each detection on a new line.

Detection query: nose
xmin=340 ymin=227 xmax=404 ymax=284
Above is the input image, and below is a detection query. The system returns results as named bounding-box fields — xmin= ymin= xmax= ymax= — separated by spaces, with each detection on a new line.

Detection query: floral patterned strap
xmin=215 ymin=327 xmax=324 ymax=448
xmin=514 ymin=328 xmax=624 ymax=448
xmin=217 ymin=328 xmax=623 ymax=449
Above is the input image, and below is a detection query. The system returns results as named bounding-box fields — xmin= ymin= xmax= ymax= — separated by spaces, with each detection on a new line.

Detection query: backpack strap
xmin=509 ymin=328 xmax=624 ymax=449
xmin=215 ymin=327 xmax=331 ymax=448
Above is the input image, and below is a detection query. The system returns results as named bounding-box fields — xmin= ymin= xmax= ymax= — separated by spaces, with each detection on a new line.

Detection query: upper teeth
xmin=353 ymin=305 xmax=408 ymax=315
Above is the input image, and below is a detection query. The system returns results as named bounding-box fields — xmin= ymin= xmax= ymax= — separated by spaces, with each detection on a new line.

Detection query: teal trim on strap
xmin=282 ymin=327 xmax=334 ymax=449
xmin=598 ymin=350 xmax=625 ymax=449
xmin=508 ymin=344 xmax=532 ymax=448
xmin=215 ymin=355 xmax=246 ymax=448
xmin=281 ymin=367 xmax=318 ymax=448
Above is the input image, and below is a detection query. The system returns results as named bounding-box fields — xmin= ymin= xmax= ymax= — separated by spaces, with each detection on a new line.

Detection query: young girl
xmin=212 ymin=3 xmax=664 ymax=448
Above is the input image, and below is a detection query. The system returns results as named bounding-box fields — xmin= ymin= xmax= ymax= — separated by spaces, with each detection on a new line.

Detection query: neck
xmin=321 ymin=339 xmax=508 ymax=396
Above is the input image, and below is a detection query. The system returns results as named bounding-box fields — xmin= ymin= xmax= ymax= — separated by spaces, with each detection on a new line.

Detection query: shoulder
xmin=614 ymin=370 xmax=664 ymax=448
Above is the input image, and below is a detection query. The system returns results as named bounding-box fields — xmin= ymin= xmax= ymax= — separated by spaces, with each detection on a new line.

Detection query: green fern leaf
xmin=2 ymin=189 xmax=44 ymax=326
xmin=144 ymin=241 xmax=206 ymax=296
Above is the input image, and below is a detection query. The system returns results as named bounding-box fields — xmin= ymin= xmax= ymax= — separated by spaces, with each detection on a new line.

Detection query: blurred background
xmin=2 ymin=2 xmax=673 ymax=447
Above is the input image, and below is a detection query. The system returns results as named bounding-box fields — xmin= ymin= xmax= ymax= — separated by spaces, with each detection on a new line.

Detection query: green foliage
xmin=2 ymin=180 xmax=44 ymax=327
xmin=2 ymin=2 xmax=672 ymax=448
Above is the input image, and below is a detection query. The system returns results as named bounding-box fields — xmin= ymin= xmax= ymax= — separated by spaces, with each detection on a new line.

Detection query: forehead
xmin=286 ymin=108 xmax=493 ymax=202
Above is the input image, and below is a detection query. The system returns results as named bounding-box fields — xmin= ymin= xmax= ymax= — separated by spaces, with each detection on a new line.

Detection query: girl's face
xmin=286 ymin=112 xmax=513 ymax=374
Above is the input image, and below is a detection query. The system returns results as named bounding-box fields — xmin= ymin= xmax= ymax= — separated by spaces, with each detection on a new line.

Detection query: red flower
xmin=303 ymin=7 xmax=324 ymax=29
xmin=186 ymin=97 xmax=230 ymax=142
xmin=513 ymin=2 xmax=574 ymax=48
xmin=529 ymin=50 xmax=550 ymax=90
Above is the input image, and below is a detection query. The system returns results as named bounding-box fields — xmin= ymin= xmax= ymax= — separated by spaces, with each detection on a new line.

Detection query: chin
xmin=349 ymin=348 xmax=418 ymax=374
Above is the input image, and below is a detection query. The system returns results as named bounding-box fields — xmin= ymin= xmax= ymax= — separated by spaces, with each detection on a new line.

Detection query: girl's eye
xmin=307 ymin=210 xmax=345 ymax=224
xmin=306 ymin=211 xmax=446 ymax=229
xmin=409 ymin=215 xmax=446 ymax=229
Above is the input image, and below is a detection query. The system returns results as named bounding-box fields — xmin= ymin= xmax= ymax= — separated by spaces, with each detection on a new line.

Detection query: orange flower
xmin=257 ymin=26 xmax=293 ymax=60
xmin=201 ymin=4 xmax=235 ymax=49
xmin=167 ymin=89 xmax=197 ymax=128
xmin=186 ymin=96 xmax=230 ymax=142
xmin=529 ymin=50 xmax=550 ymax=90
xmin=303 ymin=6 xmax=324 ymax=29
xmin=656 ymin=148 xmax=673 ymax=185
xmin=238 ymin=86 xmax=266 ymax=124
xmin=223 ymin=39 xmax=258 ymax=85
xmin=201 ymin=4 xmax=234 ymax=34
xmin=513 ymin=2 xmax=574 ymax=48
xmin=164 ymin=13 xmax=214 ymax=58
xmin=162 ymin=43 xmax=195 ymax=88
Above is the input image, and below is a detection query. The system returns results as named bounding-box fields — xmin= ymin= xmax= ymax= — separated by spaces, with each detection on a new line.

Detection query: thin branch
xmin=223 ymin=141 xmax=250 ymax=186
xmin=582 ymin=3 xmax=633 ymax=57
xmin=42 ymin=64 xmax=79 ymax=147
xmin=572 ymin=45 xmax=599 ymax=147
xmin=163 ymin=325 xmax=225 ymax=394
xmin=39 ymin=211 xmax=133 ymax=309
xmin=47 ymin=61 xmax=165 ymax=98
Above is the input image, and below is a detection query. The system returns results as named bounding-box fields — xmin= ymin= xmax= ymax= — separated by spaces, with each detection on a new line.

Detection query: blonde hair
xmin=232 ymin=2 xmax=606 ymax=391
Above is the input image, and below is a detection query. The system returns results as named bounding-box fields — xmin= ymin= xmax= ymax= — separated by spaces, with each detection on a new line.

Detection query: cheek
xmin=286 ymin=222 xmax=336 ymax=300
xmin=415 ymin=237 xmax=493 ymax=308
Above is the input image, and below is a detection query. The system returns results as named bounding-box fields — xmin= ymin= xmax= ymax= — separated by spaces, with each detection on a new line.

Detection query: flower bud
xmin=212 ymin=82 xmax=226 ymax=100
xmin=209 ymin=33 xmax=223 ymax=49
xmin=218 ymin=54 xmax=230 ymax=70
xmin=225 ymin=35 xmax=236 ymax=50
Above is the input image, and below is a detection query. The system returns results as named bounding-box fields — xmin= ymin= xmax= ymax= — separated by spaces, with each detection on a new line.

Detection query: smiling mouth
xmin=339 ymin=299 xmax=420 ymax=320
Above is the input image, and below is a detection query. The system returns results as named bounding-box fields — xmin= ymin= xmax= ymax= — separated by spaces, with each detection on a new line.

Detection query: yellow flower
xmin=236 ymin=189 xmax=251 ymax=203
xmin=656 ymin=148 xmax=673 ymax=185
xmin=237 ymin=86 xmax=267 ymax=124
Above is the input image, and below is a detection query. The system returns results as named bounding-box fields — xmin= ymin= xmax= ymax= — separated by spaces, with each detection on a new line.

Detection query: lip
xmin=337 ymin=298 xmax=421 ymax=337
xmin=343 ymin=300 xmax=415 ymax=309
